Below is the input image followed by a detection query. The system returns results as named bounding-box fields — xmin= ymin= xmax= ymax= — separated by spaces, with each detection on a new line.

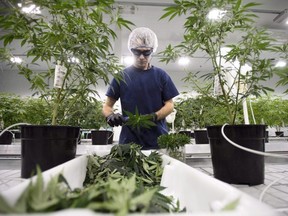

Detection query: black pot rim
xmin=21 ymin=124 xmax=80 ymax=129
xmin=207 ymin=124 xmax=267 ymax=129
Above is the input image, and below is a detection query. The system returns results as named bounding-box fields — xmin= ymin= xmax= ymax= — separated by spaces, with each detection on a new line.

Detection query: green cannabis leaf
xmin=124 ymin=108 xmax=156 ymax=131
xmin=0 ymin=144 xmax=184 ymax=214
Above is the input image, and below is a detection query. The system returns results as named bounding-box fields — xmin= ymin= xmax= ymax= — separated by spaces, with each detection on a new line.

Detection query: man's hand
xmin=106 ymin=113 xmax=125 ymax=127
xmin=145 ymin=113 xmax=158 ymax=122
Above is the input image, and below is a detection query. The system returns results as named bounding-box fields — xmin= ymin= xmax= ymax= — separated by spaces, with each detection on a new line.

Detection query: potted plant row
xmin=0 ymin=92 xmax=113 ymax=145
xmin=160 ymin=0 xmax=285 ymax=185
xmin=157 ymin=133 xmax=191 ymax=162
xmin=174 ymin=95 xmax=231 ymax=144
xmin=0 ymin=93 xmax=26 ymax=144
xmin=249 ymin=95 xmax=288 ymax=137
xmin=0 ymin=0 xmax=133 ymax=178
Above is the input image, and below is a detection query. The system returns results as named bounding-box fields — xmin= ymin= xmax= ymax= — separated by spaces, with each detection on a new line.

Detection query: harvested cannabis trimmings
xmin=0 ymin=144 xmax=183 ymax=215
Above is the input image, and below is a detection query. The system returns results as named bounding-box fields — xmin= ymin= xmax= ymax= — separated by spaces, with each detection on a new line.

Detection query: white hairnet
xmin=128 ymin=27 xmax=158 ymax=53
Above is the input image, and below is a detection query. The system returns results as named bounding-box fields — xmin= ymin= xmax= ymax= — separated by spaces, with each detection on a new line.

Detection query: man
xmin=102 ymin=27 xmax=179 ymax=149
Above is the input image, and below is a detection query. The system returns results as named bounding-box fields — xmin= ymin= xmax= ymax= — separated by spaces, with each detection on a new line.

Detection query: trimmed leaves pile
xmin=0 ymin=144 xmax=183 ymax=215
xmin=84 ymin=143 xmax=163 ymax=186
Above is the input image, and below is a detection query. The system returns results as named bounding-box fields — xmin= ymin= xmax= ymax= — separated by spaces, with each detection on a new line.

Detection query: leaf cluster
xmin=0 ymin=93 xmax=106 ymax=128
xmin=157 ymin=133 xmax=190 ymax=151
xmin=124 ymin=108 xmax=157 ymax=131
xmin=0 ymin=167 xmax=70 ymax=213
xmin=0 ymin=0 xmax=134 ymax=125
xmin=78 ymin=174 xmax=179 ymax=215
xmin=174 ymin=95 xmax=235 ymax=129
xmin=159 ymin=0 xmax=282 ymax=124
xmin=273 ymin=43 xmax=288 ymax=94
xmin=0 ymin=144 xmax=183 ymax=215
xmin=84 ymin=144 xmax=163 ymax=187
xmin=0 ymin=93 xmax=27 ymax=129
xmin=249 ymin=96 xmax=288 ymax=130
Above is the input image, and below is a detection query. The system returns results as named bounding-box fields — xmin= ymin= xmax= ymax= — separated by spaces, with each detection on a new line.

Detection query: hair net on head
xmin=128 ymin=27 xmax=158 ymax=53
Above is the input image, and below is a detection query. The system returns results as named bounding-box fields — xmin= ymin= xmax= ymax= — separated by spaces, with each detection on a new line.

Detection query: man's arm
xmin=155 ymin=99 xmax=174 ymax=120
xmin=102 ymin=96 xmax=117 ymax=118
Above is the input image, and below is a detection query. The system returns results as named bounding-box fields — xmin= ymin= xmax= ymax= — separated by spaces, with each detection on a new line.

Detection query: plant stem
xmin=52 ymin=88 xmax=61 ymax=125
xmin=208 ymin=38 xmax=234 ymax=124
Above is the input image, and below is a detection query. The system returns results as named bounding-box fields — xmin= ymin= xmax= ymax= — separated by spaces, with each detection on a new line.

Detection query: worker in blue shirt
xmin=102 ymin=27 xmax=179 ymax=150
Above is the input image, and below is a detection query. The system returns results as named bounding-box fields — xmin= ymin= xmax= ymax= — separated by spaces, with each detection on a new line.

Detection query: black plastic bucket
xmin=91 ymin=130 xmax=113 ymax=145
xmin=194 ymin=129 xmax=209 ymax=144
xmin=0 ymin=131 xmax=13 ymax=145
xmin=21 ymin=125 xmax=80 ymax=178
xmin=207 ymin=124 xmax=265 ymax=185
xmin=178 ymin=130 xmax=192 ymax=137
xmin=275 ymin=131 xmax=284 ymax=137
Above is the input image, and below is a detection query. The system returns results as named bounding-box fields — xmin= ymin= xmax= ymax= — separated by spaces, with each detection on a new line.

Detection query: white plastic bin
xmin=0 ymin=149 xmax=278 ymax=215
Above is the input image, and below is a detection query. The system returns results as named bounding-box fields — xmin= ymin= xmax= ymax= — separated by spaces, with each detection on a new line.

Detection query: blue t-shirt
xmin=106 ymin=65 xmax=179 ymax=149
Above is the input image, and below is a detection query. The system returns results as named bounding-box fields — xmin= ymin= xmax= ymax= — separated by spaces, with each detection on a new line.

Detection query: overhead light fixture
xmin=18 ymin=0 xmax=41 ymax=14
xmin=275 ymin=60 xmax=287 ymax=68
xmin=121 ymin=56 xmax=134 ymax=66
xmin=10 ymin=56 xmax=23 ymax=64
xmin=273 ymin=9 xmax=288 ymax=24
xmin=207 ymin=8 xmax=227 ymax=21
xmin=67 ymin=56 xmax=80 ymax=64
xmin=177 ymin=57 xmax=190 ymax=66
xmin=21 ymin=4 xmax=41 ymax=14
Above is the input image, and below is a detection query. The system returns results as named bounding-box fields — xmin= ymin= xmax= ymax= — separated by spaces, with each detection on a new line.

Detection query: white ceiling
xmin=0 ymin=0 xmax=288 ymax=98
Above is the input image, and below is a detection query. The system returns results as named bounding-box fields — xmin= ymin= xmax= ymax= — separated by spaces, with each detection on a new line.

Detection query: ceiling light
xmin=273 ymin=9 xmax=288 ymax=23
xmin=121 ymin=56 xmax=134 ymax=66
xmin=10 ymin=56 xmax=23 ymax=64
xmin=67 ymin=57 xmax=80 ymax=64
xmin=178 ymin=57 xmax=190 ymax=66
xmin=275 ymin=60 xmax=287 ymax=68
xmin=21 ymin=4 xmax=41 ymax=14
xmin=207 ymin=8 xmax=227 ymax=20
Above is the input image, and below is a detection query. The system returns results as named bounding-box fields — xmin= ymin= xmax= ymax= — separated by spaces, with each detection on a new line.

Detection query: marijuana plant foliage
xmin=160 ymin=0 xmax=278 ymax=124
xmin=124 ymin=108 xmax=157 ymax=131
xmin=0 ymin=145 xmax=182 ymax=215
xmin=157 ymin=133 xmax=190 ymax=161
xmin=84 ymin=143 xmax=163 ymax=187
xmin=273 ymin=43 xmax=288 ymax=94
xmin=0 ymin=167 xmax=70 ymax=213
xmin=0 ymin=0 xmax=134 ymax=125
xmin=158 ymin=133 xmax=190 ymax=151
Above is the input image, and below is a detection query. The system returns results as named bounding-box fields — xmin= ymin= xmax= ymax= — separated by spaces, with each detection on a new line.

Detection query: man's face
xmin=131 ymin=48 xmax=153 ymax=70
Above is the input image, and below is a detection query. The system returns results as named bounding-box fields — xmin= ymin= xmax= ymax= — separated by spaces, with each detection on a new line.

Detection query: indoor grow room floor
xmin=0 ymin=139 xmax=287 ymax=215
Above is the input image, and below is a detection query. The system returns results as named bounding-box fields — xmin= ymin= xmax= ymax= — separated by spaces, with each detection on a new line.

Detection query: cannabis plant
xmin=157 ymin=133 xmax=190 ymax=161
xmin=0 ymin=0 xmax=133 ymax=125
xmin=160 ymin=0 xmax=281 ymax=125
xmin=274 ymin=43 xmax=288 ymax=94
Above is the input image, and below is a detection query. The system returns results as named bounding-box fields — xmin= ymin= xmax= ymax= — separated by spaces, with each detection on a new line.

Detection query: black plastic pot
xmin=265 ymin=130 xmax=269 ymax=143
xmin=91 ymin=130 xmax=113 ymax=145
xmin=194 ymin=129 xmax=209 ymax=144
xmin=0 ymin=131 xmax=13 ymax=145
xmin=21 ymin=125 xmax=80 ymax=178
xmin=275 ymin=131 xmax=284 ymax=137
xmin=178 ymin=130 xmax=192 ymax=137
xmin=207 ymin=125 xmax=265 ymax=185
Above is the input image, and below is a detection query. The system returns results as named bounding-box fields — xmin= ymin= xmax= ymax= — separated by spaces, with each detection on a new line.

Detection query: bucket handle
xmin=0 ymin=123 xmax=31 ymax=137
xmin=221 ymin=124 xmax=288 ymax=159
